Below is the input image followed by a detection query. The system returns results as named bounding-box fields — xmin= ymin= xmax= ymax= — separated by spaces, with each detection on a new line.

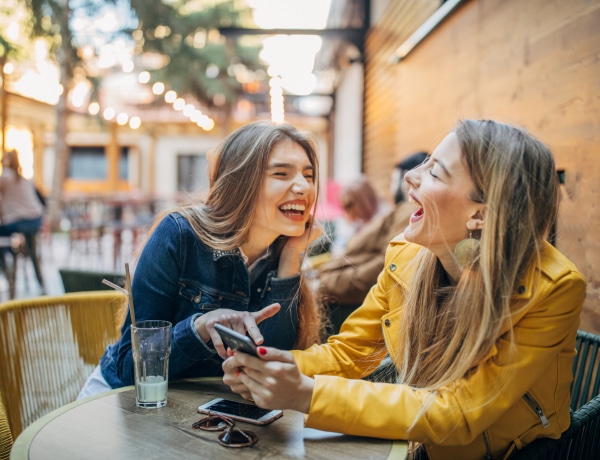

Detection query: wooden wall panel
xmin=363 ymin=0 xmax=600 ymax=332
xmin=363 ymin=0 xmax=441 ymax=197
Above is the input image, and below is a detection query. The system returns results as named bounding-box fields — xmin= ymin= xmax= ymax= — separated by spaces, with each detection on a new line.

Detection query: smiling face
xmin=403 ymin=132 xmax=485 ymax=266
xmin=247 ymin=138 xmax=316 ymax=248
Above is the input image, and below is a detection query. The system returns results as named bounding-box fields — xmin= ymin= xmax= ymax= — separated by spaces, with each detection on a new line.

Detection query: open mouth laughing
xmin=279 ymin=202 xmax=307 ymax=220
xmin=409 ymin=193 xmax=424 ymax=224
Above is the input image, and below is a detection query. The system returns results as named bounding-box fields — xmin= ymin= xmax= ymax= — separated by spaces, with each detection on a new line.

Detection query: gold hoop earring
xmin=453 ymin=231 xmax=480 ymax=268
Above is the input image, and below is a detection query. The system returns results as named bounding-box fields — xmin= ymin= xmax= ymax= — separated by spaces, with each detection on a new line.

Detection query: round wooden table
xmin=11 ymin=378 xmax=408 ymax=459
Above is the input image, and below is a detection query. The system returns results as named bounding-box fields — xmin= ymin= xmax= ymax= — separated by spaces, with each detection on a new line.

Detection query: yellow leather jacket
xmin=292 ymin=237 xmax=586 ymax=460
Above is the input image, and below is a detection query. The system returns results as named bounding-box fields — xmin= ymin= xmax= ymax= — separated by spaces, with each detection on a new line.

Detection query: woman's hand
xmin=194 ymin=303 xmax=281 ymax=359
xmin=222 ymin=346 xmax=314 ymax=413
xmin=278 ymin=219 xmax=324 ymax=278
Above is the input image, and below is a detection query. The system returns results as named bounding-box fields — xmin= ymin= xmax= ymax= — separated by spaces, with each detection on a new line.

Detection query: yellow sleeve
xmin=292 ymin=264 xmax=393 ymax=378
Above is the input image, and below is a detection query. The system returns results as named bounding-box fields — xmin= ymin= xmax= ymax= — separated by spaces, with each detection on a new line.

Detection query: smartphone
xmin=214 ymin=323 xmax=258 ymax=357
xmin=198 ymin=398 xmax=283 ymax=425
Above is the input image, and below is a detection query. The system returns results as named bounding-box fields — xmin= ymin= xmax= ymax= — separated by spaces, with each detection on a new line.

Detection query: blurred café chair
xmin=104 ymin=194 xmax=155 ymax=270
xmin=59 ymin=268 xmax=126 ymax=293
xmin=0 ymin=388 xmax=12 ymax=460
xmin=0 ymin=237 xmax=16 ymax=301
xmin=11 ymin=232 xmax=45 ymax=295
xmin=0 ymin=291 xmax=128 ymax=439
xmin=62 ymin=195 xmax=93 ymax=251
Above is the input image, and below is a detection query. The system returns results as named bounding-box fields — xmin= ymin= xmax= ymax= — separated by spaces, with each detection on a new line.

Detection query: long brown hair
xmin=396 ymin=120 xmax=560 ymax=394
xmin=139 ymin=121 xmax=323 ymax=348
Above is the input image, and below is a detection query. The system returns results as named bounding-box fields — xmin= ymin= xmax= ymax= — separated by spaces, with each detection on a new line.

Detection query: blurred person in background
xmin=316 ymin=152 xmax=428 ymax=335
xmin=78 ymin=121 xmax=324 ymax=398
xmin=331 ymin=175 xmax=390 ymax=256
xmin=0 ymin=149 xmax=46 ymax=293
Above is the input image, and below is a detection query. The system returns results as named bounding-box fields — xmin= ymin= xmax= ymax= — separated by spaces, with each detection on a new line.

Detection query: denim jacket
xmin=99 ymin=212 xmax=301 ymax=388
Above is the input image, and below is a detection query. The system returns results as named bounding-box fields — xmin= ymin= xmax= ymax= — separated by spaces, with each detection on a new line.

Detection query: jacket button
xmin=517 ymin=285 xmax=526 ymax=294
xmin=193 ymin=295 xmax=201 ymax=303
xmin=384 ymin=319 xmax=391 ymax=327
xmin=389 ymin=263 xmax=397 ymax=272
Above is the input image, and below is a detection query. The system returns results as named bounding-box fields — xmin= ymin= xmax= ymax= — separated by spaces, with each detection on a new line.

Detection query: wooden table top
xmin=11 ymin=377 xmax=408 ymax=460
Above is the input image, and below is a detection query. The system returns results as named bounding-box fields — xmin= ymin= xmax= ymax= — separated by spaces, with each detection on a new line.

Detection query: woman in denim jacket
xmin=79 ymin=121 xmax=323 ymax=397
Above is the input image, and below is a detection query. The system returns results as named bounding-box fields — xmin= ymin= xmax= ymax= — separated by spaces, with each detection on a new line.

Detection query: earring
xmin=453 ymin=231 xmax=480 ymax=268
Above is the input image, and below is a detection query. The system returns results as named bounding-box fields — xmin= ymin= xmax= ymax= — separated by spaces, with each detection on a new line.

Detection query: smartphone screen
xmin=214 ymin=323 xmax=258 ymax=356
xmin=198 ymin=398 xmax=283 ymax=425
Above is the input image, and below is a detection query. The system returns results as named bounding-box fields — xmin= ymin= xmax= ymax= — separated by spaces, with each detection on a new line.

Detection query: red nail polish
xmin=258 ymin=347 xmax=267 ymax=356
xmin=235 ymin=369 xmax=241 ymax=377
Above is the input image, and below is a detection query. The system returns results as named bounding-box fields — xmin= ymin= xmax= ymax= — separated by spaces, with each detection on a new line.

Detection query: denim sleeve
xmin=252 ymin=272 xmax=302 ymax=350
xmin=113 ymin=214 xmax=217 ymax=385
xmin=264 ymin=272 xmax=301 ymax=303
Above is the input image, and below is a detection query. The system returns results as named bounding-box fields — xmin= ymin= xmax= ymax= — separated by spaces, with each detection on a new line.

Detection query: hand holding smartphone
xmin=214 ymin=323 xmax=258 ymax=357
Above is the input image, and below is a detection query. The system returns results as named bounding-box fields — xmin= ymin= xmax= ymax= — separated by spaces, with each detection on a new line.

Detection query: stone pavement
xmin=0 ymin=230 xmax=139 ymax=302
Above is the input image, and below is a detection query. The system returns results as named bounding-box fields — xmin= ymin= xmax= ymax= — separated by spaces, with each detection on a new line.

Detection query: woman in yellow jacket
xmin=222 ymin=119 xmax=586 ymax=460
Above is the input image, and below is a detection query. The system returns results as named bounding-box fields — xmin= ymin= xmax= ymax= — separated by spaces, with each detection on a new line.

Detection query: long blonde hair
xmin=396 ymin=119 xmax=560 ymax=391
xmin=141 ymin=121 xmax=323 ymax=348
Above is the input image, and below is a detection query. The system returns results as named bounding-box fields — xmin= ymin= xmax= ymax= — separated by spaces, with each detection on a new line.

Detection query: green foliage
xmin=129 ymin=0 xmax=266 ymax=107
xmin=21 ymin=0 xmax=118 ymax=81
xmin=12 ymin=0 xmax=266 ymax=108
xmin=0 ymin=34 xmax=20 ymax=60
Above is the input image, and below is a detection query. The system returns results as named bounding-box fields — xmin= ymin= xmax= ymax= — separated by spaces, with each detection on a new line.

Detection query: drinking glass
xmin=131 ymin=320 xmax=172 ymax=408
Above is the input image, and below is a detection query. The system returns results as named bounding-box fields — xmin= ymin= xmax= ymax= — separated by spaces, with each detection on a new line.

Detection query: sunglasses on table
xmin=192 ymin=413 xmax=258 ymax=448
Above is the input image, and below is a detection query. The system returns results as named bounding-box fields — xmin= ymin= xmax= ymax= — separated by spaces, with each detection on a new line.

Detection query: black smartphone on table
xmin=198 ymin=398 xmax=283 ymax=425
xmin=214 ymin=323 xmax=259 ymax=357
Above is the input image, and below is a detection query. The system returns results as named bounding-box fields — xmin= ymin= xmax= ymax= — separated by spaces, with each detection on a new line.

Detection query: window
xmin=177 ymin=154 xmax=209 ymax=192
xmin=69 ymin=146 xmax=129 ymax=180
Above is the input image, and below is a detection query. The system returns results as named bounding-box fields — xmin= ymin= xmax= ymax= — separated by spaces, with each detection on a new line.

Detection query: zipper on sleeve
xmin=482 ymin=431 xmax=492 ymax=460
xmin=522 ymin=392 xmax=550 ymax=428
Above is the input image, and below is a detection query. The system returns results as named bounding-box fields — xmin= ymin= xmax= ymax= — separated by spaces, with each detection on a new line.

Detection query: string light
xmin=129 ymin=116 xmax=141 ymax=129
xmin=138 ymin=71 xmax=150 ymax=84
xmin=173 ymin=98 xmax=185 ymax=111
xmin=103 ymin=107 xmax=115 ymax=120
xmin=88 ymin=102 xmax=100 ymax=115
xmin=85 ymin=77 xmax=215 ymax=132
xmin=152 ymin=82 xmax=165 ymax=95
xmin=116 ymin=112 xmax=129 ymax=125
xmin=269 ymin=76 xmax=284 ymax=124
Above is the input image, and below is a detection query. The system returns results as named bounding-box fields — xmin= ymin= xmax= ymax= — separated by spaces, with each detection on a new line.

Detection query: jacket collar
xmin=211 ymin=248 xmax=242 ymax=261
xmin=210 ymin=247 xmax=273 ymax=269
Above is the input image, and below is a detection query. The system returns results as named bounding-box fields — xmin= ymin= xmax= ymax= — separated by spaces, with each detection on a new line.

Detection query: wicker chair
xmin=512 ymin=330 xmax=600 ymax=459
xmin=58 ymin=268 xmax=126 ymax=293
xmin=0 ymin=292 xmax=128 ymax=439
xmin=0 ymin=389 xmax=12 ymax=460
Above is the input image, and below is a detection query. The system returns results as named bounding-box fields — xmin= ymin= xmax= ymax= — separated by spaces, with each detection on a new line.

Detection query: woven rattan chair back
xmin=0 ymin=291 xmax=127 ymax=439
xmin=0 ymin=389 xmax=12 ymax=460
